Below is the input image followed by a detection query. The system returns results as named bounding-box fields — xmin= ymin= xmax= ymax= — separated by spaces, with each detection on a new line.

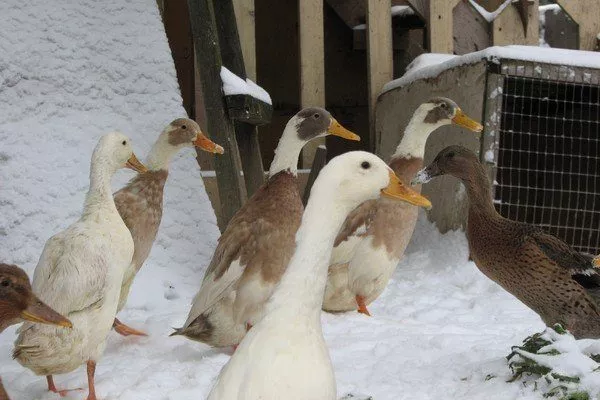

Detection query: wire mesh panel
xmin=494 ymin=74 xmax=600 ymax=255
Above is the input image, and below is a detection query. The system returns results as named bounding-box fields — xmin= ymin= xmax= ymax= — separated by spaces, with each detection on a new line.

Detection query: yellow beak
xmin=382 ymin=170 xmax=432 ymax=209
xmin=194 ymin=134 xmax=225 ymax=154
xmin=327 ymin=118 xmax=361 ymax=141
xmin=452 ymin=109 xmax=483 ymax=133
xmin=21 ymin=296 xmax=72 ymax=329
xmin=125 ymin=153 xmax=148 ymax=173
xmin=593 ymin=255 xmax=600 ymax=268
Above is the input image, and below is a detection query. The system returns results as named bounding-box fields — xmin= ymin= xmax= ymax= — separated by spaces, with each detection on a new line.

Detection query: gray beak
xmin=411 ymin=168 xmax=434 ymax=186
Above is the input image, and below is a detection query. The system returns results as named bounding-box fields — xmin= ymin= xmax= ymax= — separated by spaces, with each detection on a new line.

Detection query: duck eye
xmin=446 ymin=151 xmax=455 ymax=158
xmin=182 ymin=125 xmax=187 ymax=130
xmin=313 ymin=113 xmax=320 ymax=119
xmin=361 ymin=161 xmax=371 ymax=170
xmin=1 ymin=279 xmax=9 ymax=287
xmin=122 ymin=140 xmax=127 ymax=146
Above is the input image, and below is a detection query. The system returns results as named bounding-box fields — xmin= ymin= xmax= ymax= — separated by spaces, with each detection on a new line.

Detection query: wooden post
xmin=427 ymin=0 xmax=461 ymax=53
xmin=492 ymin=0 xmax=538 ymax=46
xmin=299 ymin=0 xmax=325 ymax=167
xmin=233 ymin=0 xmax=257 ymax=80
xmin=214 ymin=0 xmax=266 ymax=198
xmin=188 ymin=0 xmax=247 ymax=230
xmin=555 ymin=0 xmax=600 ymax=51
xmin=366 ymin=0 xmax=393 ymax=152
xmin=302 ymin=146 xmax=327 ymax=205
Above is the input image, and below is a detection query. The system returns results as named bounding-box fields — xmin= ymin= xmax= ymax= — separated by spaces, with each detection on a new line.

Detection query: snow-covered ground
xmin=1 ymin=0 xmax=595 ymax=399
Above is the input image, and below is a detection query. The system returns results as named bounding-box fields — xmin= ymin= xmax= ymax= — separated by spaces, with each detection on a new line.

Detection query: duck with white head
xmin=14 ymin=132 xmax=147 ymax=400
xmin=207 ymin=150 xmax=431 ymax=400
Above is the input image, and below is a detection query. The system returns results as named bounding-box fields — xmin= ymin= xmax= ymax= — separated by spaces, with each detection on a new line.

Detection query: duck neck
xmin=392 ymin=108 xmax=439 ymax=160
xmin=268 ymin=121 xmax=306 ymax=177
xmin=268 ymin=181 xmax=348 ymax=318
xmin=462 ymin=162 xmax=498 ymax=218
xmin=83 ymin=160 xmax=118 ymax=216
xmin=146 ymin=138 xmax=179 ymax=171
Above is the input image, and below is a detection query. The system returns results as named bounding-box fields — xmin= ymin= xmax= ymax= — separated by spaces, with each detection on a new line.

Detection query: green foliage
xmin=505 ymin=325 xmax=596 ymax=398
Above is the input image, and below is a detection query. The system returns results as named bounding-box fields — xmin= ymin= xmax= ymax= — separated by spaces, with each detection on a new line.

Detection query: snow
xmin=2 ymin=1 xmax=600 ymax=400
xmin=468 ymin=0 xmax=512 ymax=22
xmin=220 ymin=66 xmax=272 ymax=105
xmin=353 ymin=5 xmax=415 ymax=30
xmin=384 ymin=46 xmax=600 ymax=92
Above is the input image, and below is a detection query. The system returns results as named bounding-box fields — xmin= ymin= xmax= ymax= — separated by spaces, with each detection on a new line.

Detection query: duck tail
xmin=169 ymin=327 xmax=184 ymax=337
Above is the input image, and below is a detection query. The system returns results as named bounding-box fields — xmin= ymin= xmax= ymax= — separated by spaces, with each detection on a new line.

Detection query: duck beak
xmin=382 ymin=170 xmax=432 ymax=209
xmin=21 ymin=296 xmax=72 ymax=328
xmin=125 ymin=153 xmax=148 ymax=173
xmin=452 ymin=109 xmax=483 ymax=133
xmin=411 ymin=164 xmax=441 ymax=186
xmin=194 ymin=133 xmax=224 ymax=154
xmin=327 ymin=118 xmax=361 ymax=141
xmin=593 ymin=255 xmax=600 ymax=268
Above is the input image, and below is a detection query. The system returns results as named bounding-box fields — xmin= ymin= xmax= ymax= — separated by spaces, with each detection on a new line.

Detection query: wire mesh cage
xmin=485 ymin=62 xmax=600 ymax=255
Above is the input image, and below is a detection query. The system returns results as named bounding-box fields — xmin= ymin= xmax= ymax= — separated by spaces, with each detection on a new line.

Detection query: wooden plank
xmin=366 ymin=0 xmax=393 ymax=152
xmin=233 ymin=0 xmax=257 ymax=80
xmin=492 ymin=0 xmax=538 ymax=46
xmin=428 ymin=0 xmax=461 ymax=53
xmin=225 ymin=94 xmax=272 ymax=125
xmin=556 ymin=0 xmax=600 ymax=51
xmin=188 ymin=0 xmax=247 ymax=230
xmin=302 ymin=145 xmax=327 ymax=205
xmin=299 ymin=0 xmax=326 ymax=168
xmin=454 ymin=0 xmax=491 ymax=55
xmin=162 ymin=0 xmax=195 ymax=118
xmin=214 ymin=0 xmax=267 ymax=198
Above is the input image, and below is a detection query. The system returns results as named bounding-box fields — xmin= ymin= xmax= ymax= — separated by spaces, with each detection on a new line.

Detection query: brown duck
xmin=412 ymin=145 xmax=600 ymax=339
xmin=172 ymin=108 xmax=362 ymax=348
xmin=0 ymin=263 xmax=72 ymax=400
xmin=112 ymin=118 xmax=223 ymax=337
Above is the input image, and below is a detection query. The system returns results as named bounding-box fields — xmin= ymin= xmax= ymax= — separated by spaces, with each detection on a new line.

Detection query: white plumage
xmin=14 ymin=132 xmax=146 ymax=398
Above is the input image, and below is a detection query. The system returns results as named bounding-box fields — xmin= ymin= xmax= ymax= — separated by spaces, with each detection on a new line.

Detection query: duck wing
xmin=30 ymin=232 xmax=108 ymax=317
xmin=333 ymin=200 xmax=378 ymax=248
xmin=521 ymin=226 xmax=600 ymax=299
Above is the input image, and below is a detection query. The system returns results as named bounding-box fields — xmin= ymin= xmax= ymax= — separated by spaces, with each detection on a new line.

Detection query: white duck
xmin=207 ymin=151 xmax=431 ymax=400
xmin=172 ymin=108 xmax=360 ymax=348
xmin=323 ymin=98 xmax=482 ymax=315
xmin=14 ymin=132 xmax=147 ymax=400
xmin=112 ymin=118 xmax=223 ymax=337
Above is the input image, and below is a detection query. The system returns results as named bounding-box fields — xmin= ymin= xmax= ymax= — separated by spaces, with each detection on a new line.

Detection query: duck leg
xmin=356 ymin=295 xmax=371 ymax=316
xmin=46 ymin=375 xmax=82 ymax=397
xmin=86 ymin=360 xmax=96 ymax=400
xmin=113 ymin=318 xmax=148 ymax=337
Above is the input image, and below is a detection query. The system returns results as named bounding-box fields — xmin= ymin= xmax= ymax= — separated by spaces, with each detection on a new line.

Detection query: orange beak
xmin=382 ymin=170 xmax=432 ymax=209
xmin=451 ymin=109 xmax=483 ymax=133
xmin=327 ymin=118 xmax=361 ymax=141
xmin=593 ymin=255 xmax=600 ymax=268
xmin=194 ymin=134 xmax=224 ymax=154
xmin=21 ymin=296 xmax=72 ymax=329
xmin=125 ymin=153 xmax=148 ymax=173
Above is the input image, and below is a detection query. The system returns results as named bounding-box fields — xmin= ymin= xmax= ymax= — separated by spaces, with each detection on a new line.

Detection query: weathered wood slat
xmin=188 ymin=0 xmax=247 ymax=230
xmin=214 ymin=0 xmax=267 ymax=198
xmin=225 ymin=94 xmax=272 ymax=125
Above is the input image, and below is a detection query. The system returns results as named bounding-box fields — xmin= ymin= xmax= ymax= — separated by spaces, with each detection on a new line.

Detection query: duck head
xmin=0 ymin=263 xmax=72 ymax=333
xmin=418 ymin=97 xmax=483 ymax=133
xmin=411 ymin=145 xmax=479 ymax=185
xmin=164 ymin=118 xmax=224 ymax=155
xmin=93 ymin=132 xmax=148 ymax=174
xmin=269 ymin=107 xmax=360 ymax=176
xmin=318 ymin=151 xmax=432 ymax=210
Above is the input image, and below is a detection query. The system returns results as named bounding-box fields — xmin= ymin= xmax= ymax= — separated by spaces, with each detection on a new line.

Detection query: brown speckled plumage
xmin=422 ymin=146 xmax=600 ymax=338
xmin=113 ymin=170 xmax=168 ymax=312
xmin=173 ymin=171 xmax=303 ymax=346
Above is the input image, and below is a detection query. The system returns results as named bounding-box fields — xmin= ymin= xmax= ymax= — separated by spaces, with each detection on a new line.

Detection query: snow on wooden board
xmin=468 ymin=0 xmax=512 ymax=22
xmin=220 ymin=66 xmax=272 ymax=105
xmin=383 ymin=45 xmax=600 ymax=93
